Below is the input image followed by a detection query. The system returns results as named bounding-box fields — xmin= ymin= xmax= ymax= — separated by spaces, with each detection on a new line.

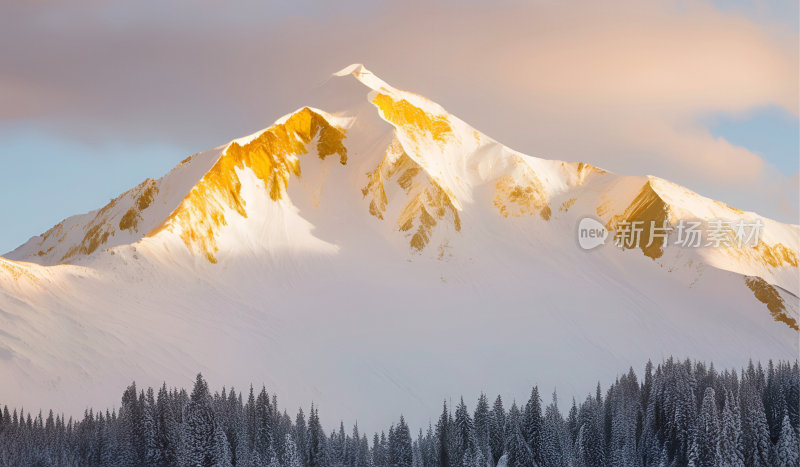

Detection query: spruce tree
xmin=184 ymin=373 xmax=219 ymax=467
xmin=489 ymin=395 xmax=505 ymax=465
xmin=775 ymin=414 xmax=800 ymax=467
xmin=254 ymin=386 xmax=273 ymax=460
xmin=718 ymin=389 xmax=744 ymax=466
xmin=283 ymin=432 xmax=303 ymax=466
xmin=295 ymin=407 xmax=309 ymax=466
xmin=741 ymin=383 xmax=771 ymax=466
xmin=454 ymin=397 xmax=474 ymax=462
xmin=436 ymin=401 xmax=450 ymax=467
xmin=694 ymin=387 xmax=721 ymax=467
xmin=307 ymin=405 xmax=326 ymax=467
xmin=505 ymin=403 xmax=536 ymax=467
xmin=522 ymin=386 xmax=543 ymax=465
xmin=473 ymin=393 xmax=490 ymax=461
xmin=390 ymin=415 xmax=413 ymax=467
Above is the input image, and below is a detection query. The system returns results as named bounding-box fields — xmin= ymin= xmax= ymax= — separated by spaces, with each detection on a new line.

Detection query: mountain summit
xmin=1 ymin=65 xmax=797 ymax=429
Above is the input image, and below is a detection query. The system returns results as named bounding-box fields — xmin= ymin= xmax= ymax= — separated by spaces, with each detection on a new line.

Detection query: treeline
xmin=0 ymin=358 xmax=798 ymax=466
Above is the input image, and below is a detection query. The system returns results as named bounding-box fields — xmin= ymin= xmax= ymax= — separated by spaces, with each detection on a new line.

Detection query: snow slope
xmin=0 ymin=64 xmax=797 ymax=431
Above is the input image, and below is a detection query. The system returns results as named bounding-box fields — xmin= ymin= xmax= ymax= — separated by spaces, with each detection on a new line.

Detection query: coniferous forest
xmin=0 ymin=358 xmax=798 ymax=466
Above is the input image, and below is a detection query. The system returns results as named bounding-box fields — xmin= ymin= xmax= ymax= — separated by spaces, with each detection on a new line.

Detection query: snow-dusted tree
xmin=786 ymin=362 xmax=800 ymax=433
xmin=373 ymin=432 xmax=386 ymax=467
xmin=563 ymin=399 xmax=577 ymax=450
xmin=693 ymin=387 xmax=721 ymax=467
xmin=775 ymin=414 xmax=799 ymax=467
xmin=183 ymin=374 xmax=219 ymax=466
xmin=489 ymin=395 xmax=506 ymax=465
xmin=282 ymin=432 xmax=303 ymax=467
xmin=214 ymin=423 xmax=232 ymax=466
xmin=254 ymin=386 xmax=273 ymax=461
xmin=294 ymin=407 xmax=308 ymax=466
xmin=435 ymin=401 xmax=451 ymax=467
xmin=718 ymin=389 xmax=744 ymax=466
xmin=306 ymin=405 xmax=326 ymax=467
xmin=360 ymin=434 xmax=372 ymax=467
xmin=412 ymin=435 xmax=424 ymax=467
xmin=641 ymin=359 xmax=697 ymax=465
xmin=142 ymin=388 xmax=158 ymax=465
xmin=116 ymin=383 xmax=144 ymax=465
xmin=541 ymin=391 xmax=572 ymax=467
xmin=473 ymin=393 xmax=490 ymax=461
xmin=454 ymin=397 xmax=475 ymax=462
xmin=741 ymin=383 xmax=771 ymax=466
xmin=575 ymin=394 xmax=605 ymax=467
xmin=522 ymin=386 xmax=543 ymax=465
xmin=421 ymin=424 xmax=437 ymax=467
xmin=764 ymin=361 xmax=788 ymax=443
xmin=505 ymin=403 xmax=536 ymax=467
xmin=607 ymin=369 xmax=639 ymax=467
xmin=349 ymin=423 xmax=369 ymax=467
xmin=389 ymin=415 xmax=413 ymax=467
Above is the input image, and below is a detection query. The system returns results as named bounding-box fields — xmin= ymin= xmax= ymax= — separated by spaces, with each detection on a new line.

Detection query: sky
xmin=0 ymin=0 xmax=798 ymax=253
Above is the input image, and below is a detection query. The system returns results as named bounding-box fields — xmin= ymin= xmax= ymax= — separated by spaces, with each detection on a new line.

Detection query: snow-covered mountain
xmin=1 ymin=64 xmax=797 ymax=431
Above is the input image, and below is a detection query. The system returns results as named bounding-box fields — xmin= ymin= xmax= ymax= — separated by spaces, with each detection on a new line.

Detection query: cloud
xmin=0 ymin=0 xmax=797 ymax=222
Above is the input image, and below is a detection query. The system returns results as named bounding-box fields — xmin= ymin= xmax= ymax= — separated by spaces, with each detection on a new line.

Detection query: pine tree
xmin=694 ymin=387 xmax=720 ymax=467
xmin=764 ymin=360 xmax=787 ymax=443
xmin=350 ymin=423 xmax=366 ymax=467
xmin=718 ymin=389 xmax=744 ymax=466
xmin=454 ymin=397 xmax=474 ymax=462
xmin=282 ymin=432 xmax=303 ymax=466
xmin=473 ymin=393 xmax=490 ymax=461
xmin=489 ymin=395 xmax=505 ymax=465
xmin=370 ymin=432 xmax=382 ymax=467
xmin=117 ymin=383 xmax=145 ymax=465
xmin=436 ymin=401 xmax=450 ymax=467
xmin=775 ymin=414 xmax=799 ymax=467
xmin=254 ymin=386 xmax=273 ymax=461
xmin=505 ymin=403 xmax=536 ymax=467
xmin=307 ymin=405 xmax=326 ymax=467
xmin=214 ymin=422 xmax=233 ymax=466
xmin=295 ymin=407 xmax=309 ymax=466
xmin=541 ymin=391 xmax=570 ymax=467
xmin=389 ymin=415 xmax=413 ymax=467
xmin=152 ymin=383 xmax=179 ymax=466
xmin=567 ymin=397 xmax=578 ymax=442
xmin=575 ymin=394 xmax=605 ymax=467
xmin=182 ymin=374 xmax=220 ymax=466
xmin=741 ymin=383 xmax=771 ymax=466
xmin=421 ymin=424 xmax=436 ymax=467
xmin=522 ymin=386 xmax=544 ymax=465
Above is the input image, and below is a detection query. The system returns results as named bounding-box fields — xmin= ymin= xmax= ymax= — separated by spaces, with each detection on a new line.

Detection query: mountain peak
xmin=1 ymin=66 xmax=798 ymax=428
xmin=150 ymin=107 xmax=348 ymax=263
xmin=332 ymin=63 xmax=391 ymax=92
xmin=4 ymin=66 xmax=798 ymax=313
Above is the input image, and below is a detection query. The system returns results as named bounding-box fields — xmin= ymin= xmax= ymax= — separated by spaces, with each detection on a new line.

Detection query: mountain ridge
xmin=5 ymin=65 xmax=797 ymax=280
xmin=0 ymin=64 xmax=797 ymax=430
